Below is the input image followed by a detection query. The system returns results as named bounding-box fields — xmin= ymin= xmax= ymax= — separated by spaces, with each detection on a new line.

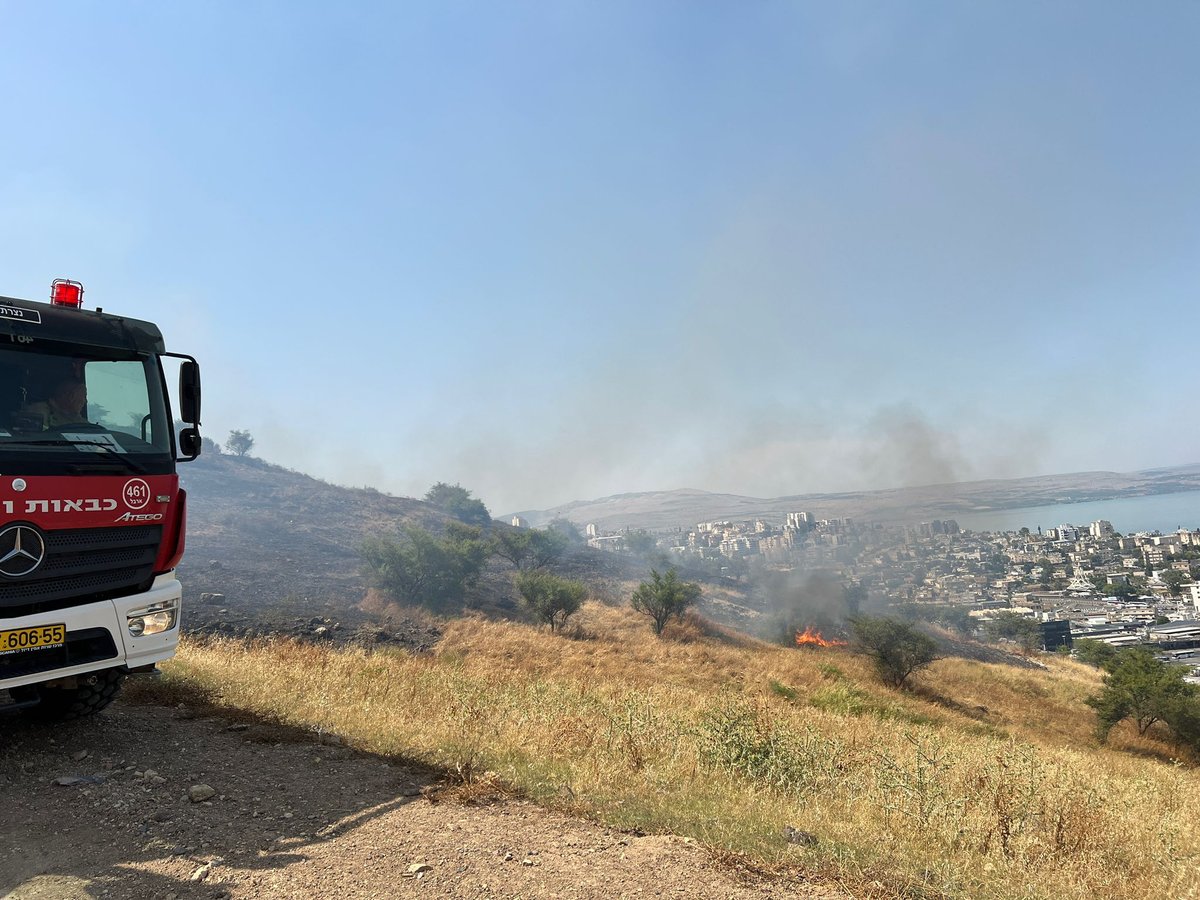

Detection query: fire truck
xmin=0 ymin=280 xmax=201 ymax=719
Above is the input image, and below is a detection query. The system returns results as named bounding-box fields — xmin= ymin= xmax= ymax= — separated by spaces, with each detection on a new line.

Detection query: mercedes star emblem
xmin=0 ymin=525 xmax=46 ymax=577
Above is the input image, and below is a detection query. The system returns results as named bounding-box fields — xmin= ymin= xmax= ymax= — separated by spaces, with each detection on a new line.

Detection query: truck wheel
xmin=20 ymin=668 xmax=127 ymax=721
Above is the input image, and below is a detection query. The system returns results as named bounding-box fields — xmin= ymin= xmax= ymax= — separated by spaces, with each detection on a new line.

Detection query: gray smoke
xmin=752 ymin=567 xmax=869 ymax=645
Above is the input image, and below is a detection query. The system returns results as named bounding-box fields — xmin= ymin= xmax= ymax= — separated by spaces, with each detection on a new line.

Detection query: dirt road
xmin=0 ymin=700 xmax=844 ymax=900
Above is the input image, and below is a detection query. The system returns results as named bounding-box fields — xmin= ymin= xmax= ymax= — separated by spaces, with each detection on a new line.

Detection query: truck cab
xmin=0 ymin=280 xmax=201 ymax=719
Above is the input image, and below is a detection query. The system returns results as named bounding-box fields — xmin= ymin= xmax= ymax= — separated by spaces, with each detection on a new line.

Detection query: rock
xmin=71 ymin=749 xmax=89 ymax=762
xmin=782 ymin=825 xmax=818 ymax=847
xmin=318 ymin=733 xmax=343 ymax=747
xmin=189 ymin=784 xmax=217 ymax=803
xmin=313 ymin=626 xmax=328 ymax=636
xmin=224 ymin=724 xmax=251 ymax=732
xmin=54 ymin=776 xmax=88 ymax=786
xmin=407 ymin=863 xmax=432 ymax=875
xmin=522 ymin=858 xmax=535 ymax=866
xmin=190 ymin=861 xmax=213 ymax=882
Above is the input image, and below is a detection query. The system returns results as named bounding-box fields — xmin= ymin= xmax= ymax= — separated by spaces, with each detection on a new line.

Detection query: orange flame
xmin=795 ymin=626 xmax=848 ymax=648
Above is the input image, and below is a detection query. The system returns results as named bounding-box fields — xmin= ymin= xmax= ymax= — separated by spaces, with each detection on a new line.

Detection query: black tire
xmin=20 ymin=667 xmax=126 ymax=721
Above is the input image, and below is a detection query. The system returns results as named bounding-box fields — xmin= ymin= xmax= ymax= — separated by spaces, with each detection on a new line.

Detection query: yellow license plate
xmin=0 ymin=624 xmax=66 ymax=655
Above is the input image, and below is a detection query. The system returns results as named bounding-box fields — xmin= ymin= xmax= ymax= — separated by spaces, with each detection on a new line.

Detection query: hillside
xmin=507 ymin=463 xmax=1200 ymax=530
xmin=99 ymin=603 xmax=1200 ymax=900
xmin=171 ymin=454 xmax=1040 ymax=670
xmin=11 ymin=453 xmax=1194 ymax=897
xmin=174 ymin=453 xmax=638 ymax=644
xmin=176 ymin=453 xmax=459 ymax=644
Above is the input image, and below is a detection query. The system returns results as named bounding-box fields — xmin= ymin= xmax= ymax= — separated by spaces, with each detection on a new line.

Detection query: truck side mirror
xmin=179 ymin=361 xmax=201 ymax=424
xmin=178 ymin=426 xmax=202 ymax=460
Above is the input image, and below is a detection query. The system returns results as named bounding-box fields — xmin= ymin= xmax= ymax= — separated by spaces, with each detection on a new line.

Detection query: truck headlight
xmin=127 ymin=599 xmax=179 ymax=637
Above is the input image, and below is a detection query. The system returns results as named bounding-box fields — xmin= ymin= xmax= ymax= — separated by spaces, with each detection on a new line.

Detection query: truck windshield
xmin=0 ymin=344 xmax=171 ymax=474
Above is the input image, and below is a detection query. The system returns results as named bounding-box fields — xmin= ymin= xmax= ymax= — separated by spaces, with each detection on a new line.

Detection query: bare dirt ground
xmin=0 ymin=699 xmax=847 ymax=900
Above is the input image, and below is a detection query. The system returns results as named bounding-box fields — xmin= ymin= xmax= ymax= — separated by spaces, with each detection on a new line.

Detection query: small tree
xmin=424 ymin=482 xmax=492 ymax=526
xmin=1162 ymin=693 xmax=1200 ymax=750
xmin=630 ymin=568 xmax=701 ymax=636
xmin=1086 ymin=646 xmax=1195 ymax=739
xmin=843 ymin=581 xmax=867 ymax=617
xmin=1074 ymin=638 xmax=1119 ymax=669
xmin=849 ymin=615 xmax=939 ymax=689
xmin=225 ymin=429 xmax=254 ymax=457
xmin=361 ymin=523 xmax=488 ymax=612
xmin=545 ymin=517 xmax=586 ymax=546
xmin=492 ymin=527 xmax=568 ymax=571
xmin=623 ymin=529 xmax=657 ymax=556
xmin=516 ymin=571 xmax=588 ymax=632
xmin=528 ymin=528 xmax=569 ymax=568
xmin=1101 ymin=580 xmax=1137 ymax=600
xmin=492 ymin=529 xmax=533 ymax=569
xmin=1161 ymin=569 xmax=1189 ymax=598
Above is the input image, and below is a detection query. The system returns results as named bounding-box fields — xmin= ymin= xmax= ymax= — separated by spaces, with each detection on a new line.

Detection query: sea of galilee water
xmin=955 ymin=490 xmax=1200 ymax=535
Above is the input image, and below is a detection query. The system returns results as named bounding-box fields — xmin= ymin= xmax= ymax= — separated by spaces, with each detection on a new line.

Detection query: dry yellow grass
xmin=150 ymin=602 xmax=1200 ymax=899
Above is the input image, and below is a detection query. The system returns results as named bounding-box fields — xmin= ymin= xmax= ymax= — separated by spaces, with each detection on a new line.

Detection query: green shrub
xmin=516 ymin=571 xmax=588 ymax=632
xmin=850 ymin=615 xmax=939 ymax=689
xmin=630 ymin=568 xmax=701 ymax=636
xmin=361 ymin=523 xmax=488 ymax=612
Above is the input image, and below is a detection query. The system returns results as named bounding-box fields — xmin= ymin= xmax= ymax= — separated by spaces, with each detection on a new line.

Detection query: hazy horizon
xmin=2 ymin=4 xmax=1196 ymax=512
xmin=500 ymin=457 xmax=1200 ymax=516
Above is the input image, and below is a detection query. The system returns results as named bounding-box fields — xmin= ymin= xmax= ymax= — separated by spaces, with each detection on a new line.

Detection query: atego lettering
xmin=1 ymin=499 xmax=119 ymax=514
xmin=114 ymin=512 xmax=164 ymax=522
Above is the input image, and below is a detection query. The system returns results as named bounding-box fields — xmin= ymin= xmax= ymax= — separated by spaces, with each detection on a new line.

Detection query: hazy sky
xmin=1 ymin=3 xmax=1196 ymax=513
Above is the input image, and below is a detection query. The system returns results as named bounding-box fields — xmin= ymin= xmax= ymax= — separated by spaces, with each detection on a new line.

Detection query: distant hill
xmin=507 ymin=464 xmax=1200 ymax=531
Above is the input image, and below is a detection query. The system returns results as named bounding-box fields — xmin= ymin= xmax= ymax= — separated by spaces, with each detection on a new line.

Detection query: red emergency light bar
xmin=50 ymin=278 xmax=84 ymax=308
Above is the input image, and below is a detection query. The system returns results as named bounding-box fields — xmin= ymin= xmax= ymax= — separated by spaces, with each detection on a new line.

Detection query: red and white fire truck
xmin=0 ymin=280 xmax=201 ymax=719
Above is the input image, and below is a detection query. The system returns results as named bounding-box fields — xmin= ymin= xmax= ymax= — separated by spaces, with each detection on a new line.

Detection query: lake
xmin=954 ymin=490 xmax=1200 ymax=535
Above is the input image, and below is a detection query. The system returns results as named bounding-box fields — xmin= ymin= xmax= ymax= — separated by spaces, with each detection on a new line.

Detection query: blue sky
xmin=0 ymin=2 xmax=1196 ymax=512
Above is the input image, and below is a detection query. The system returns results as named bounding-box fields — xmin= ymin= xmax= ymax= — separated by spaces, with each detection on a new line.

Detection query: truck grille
xmin=0 ymin=526 xmax=162 ymax=618
xmin=0 ymin=627 xmax=118 ymax=680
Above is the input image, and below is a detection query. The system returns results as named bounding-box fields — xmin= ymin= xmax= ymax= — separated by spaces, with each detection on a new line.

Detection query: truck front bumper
xmin=0 ymin=573 xmax=182 ymax=692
